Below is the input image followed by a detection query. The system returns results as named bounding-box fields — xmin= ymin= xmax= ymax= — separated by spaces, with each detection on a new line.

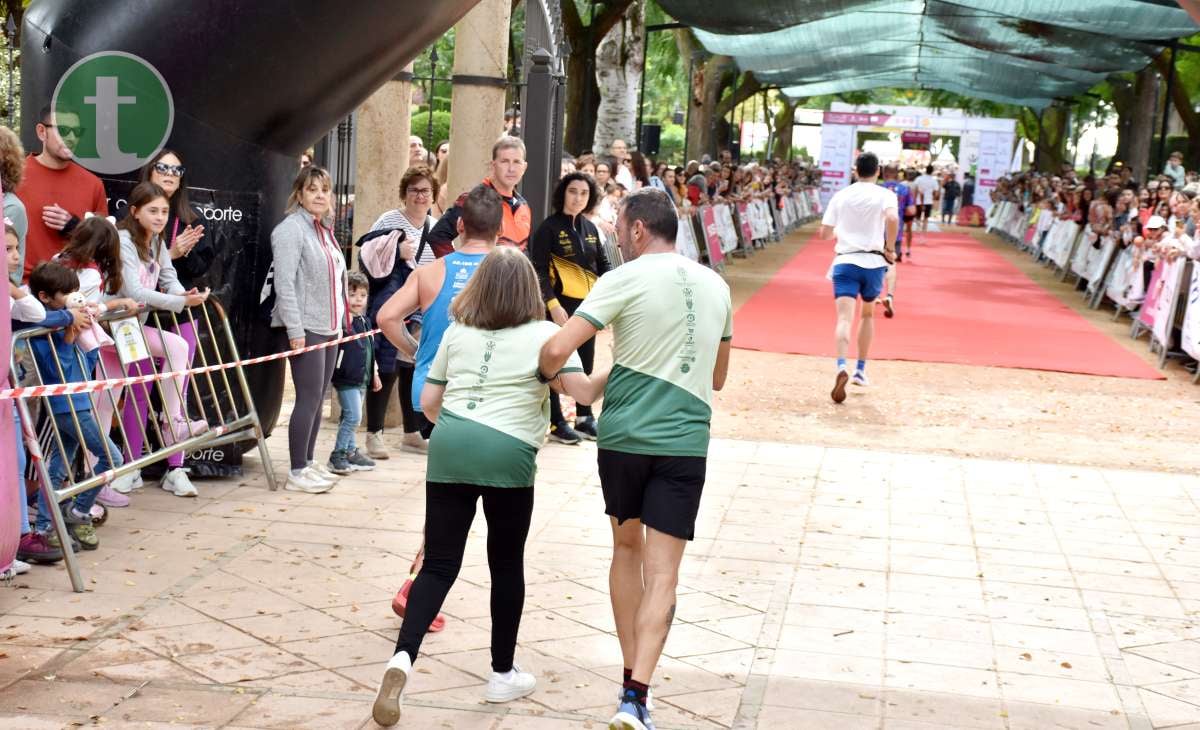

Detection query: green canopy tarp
xmin=658 ymin=0 xmax=1199 ymax=107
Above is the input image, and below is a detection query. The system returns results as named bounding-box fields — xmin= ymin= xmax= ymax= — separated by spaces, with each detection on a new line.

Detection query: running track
xmin=731 ymin=231 xmax=1165 ymax=380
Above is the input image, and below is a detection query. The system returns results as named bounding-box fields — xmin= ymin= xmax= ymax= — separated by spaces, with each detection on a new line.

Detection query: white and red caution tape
xmin=1 ymin=328 xmax=382 ymax=401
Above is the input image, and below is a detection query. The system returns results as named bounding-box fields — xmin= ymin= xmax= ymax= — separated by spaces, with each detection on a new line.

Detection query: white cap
xmin=1145 ymin=215 xmax=1167 ymax=229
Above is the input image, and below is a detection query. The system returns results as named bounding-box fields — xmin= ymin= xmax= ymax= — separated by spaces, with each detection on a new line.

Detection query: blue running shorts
xmin=831 ymin=263 xmax=886 ymax=302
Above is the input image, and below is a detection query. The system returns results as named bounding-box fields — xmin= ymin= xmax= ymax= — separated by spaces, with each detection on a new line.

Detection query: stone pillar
xmin=337 ymin=65 xmax=413 ymax=429
xmin=352 ymin=64 xmax=413 ymax=244
xmin=445 ymin=0 xmax=512 ymax=208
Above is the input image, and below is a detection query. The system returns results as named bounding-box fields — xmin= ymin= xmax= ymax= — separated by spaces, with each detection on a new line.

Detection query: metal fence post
xmin=523 ymin=48 xmax=556 ymax=230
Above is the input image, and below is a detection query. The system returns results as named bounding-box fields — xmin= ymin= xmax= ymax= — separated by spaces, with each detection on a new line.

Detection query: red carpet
xmin=733 ymin=231 xmax=1165 ymax=380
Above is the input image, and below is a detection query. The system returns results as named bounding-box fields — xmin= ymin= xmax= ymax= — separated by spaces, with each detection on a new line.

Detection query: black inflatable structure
xmin=20 ymin=0 xmax=481 ymax=466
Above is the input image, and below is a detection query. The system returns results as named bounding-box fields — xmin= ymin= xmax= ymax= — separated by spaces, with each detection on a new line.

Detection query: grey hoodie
xmin=114 ymin=228 xmax=187 ymax=321
xmin=270 ymin=208 xmax=347 ymax=340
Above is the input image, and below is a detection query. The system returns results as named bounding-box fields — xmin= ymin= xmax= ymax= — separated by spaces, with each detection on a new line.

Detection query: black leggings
xmin=394 ymin=482 xmax=533 ymax=672
xmin=365 ymin=363 xmax=419 ymax=434
xmin=549 ymin=312 xmax=596 ymax=425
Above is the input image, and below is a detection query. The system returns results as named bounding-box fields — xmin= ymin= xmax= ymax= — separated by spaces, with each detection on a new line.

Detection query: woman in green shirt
xmin=373 ymin=247 xmax=610 ymax=726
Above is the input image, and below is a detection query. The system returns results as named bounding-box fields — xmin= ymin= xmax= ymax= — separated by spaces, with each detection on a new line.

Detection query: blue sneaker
xmin=609 ymin=688 xmax=655 ymax=730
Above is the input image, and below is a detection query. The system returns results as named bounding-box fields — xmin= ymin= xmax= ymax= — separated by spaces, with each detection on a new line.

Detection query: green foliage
xmin=640 ymin=1 xmax=687 ymax=137
xmin=413 ymin=30 xmax=456 ymax=116
xmin=411 ymin=110 xmax=452 ymax=149
xmin=658 ymin=122 xmax=685 ymax=164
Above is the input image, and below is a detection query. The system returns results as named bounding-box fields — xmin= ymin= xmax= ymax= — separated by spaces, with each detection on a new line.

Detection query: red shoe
xmin=391 ymin=578 xmax=447 ymax=632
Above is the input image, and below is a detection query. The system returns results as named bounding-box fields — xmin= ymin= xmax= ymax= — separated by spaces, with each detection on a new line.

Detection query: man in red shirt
xmin=16 ymin=104 xmax=108 ymax=281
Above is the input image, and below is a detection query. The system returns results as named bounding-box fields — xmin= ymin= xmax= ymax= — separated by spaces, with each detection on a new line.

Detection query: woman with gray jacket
xmin=270 ymin=166 xmax=348 ymax=493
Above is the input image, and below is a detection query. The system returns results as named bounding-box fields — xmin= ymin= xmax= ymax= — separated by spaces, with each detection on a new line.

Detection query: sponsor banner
xmin=1182 ymin=266 xmax=1200 ymax=360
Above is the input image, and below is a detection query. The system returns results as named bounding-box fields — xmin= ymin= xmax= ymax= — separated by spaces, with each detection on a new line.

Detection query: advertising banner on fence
xmin=1151 ymin=259 xmax=1186 ymax=349
xmin=818 ymin=123 xmax=855 ymax=207
xmin=1138 ymin=260 xmax=1169 ymax=332
xmin=1182 ymin=266 xmax=1200 ymax=361
xmin=700 ymin=206 xmax=725 ymax=267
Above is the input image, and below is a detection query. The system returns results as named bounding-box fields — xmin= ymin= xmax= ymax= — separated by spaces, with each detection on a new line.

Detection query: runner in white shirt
xmin=913 ymin=165 xmax=939 ymax=235
xmin=820 ymin=152 xmax=899 ymax=403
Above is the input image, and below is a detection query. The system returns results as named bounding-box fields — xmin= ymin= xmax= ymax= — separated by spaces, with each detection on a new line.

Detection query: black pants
xmin=366 ymin=363 xmax=419 ymax=434
xmin=549 ymin=312 xmax=595 ymax=425
xmin=394 ymin=482 xmax=533 ymax=672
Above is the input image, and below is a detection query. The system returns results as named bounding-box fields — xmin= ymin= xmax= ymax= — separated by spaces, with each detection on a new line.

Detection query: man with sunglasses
xmin=15 ymin=104 xmax=108 ymax=281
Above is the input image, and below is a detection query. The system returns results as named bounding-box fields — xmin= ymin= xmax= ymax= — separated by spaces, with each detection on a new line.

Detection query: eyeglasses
xmin=154 ymin=162 xmax=186 ymax=177
xmin=43 ymin=123 xmax=85 ymax=140
xmin=407 ymin=187 xmax=433 ymax=198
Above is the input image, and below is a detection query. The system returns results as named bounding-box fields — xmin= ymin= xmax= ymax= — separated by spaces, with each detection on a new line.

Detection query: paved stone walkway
xmin=4 ymin=425 xmax=1200 ymax=729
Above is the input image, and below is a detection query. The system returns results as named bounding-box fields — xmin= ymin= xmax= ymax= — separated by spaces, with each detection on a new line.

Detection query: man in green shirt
xmin=539 ymin=189 xmax=732 ymax=730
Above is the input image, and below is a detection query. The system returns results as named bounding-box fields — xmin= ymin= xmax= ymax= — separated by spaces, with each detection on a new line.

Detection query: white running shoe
xmin=851 ymin=371 xmax=870 ymax=387
xmin=372 ymin=651 xmax=412 ymax=726
xmin=286 ymin=469 xmax=333 ymax=494
xmin=111 ymin=470 xmax=143 ymax=494
xmin=160 ymin=468 xmax=198 ymax=497
xmin=11 ymin=559 xmax=30 ymax=575
xmin=485 ymin=664 xmax=536 ymax=703
xmin=306 ymin=461 xmax=341 ymax=481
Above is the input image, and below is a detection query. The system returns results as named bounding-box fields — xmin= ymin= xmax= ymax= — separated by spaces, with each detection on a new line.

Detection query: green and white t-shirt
xmin=425 ymin=320 xmax=583 ymax=487
xmin=576 ymin=252 xmax=732 ymax=457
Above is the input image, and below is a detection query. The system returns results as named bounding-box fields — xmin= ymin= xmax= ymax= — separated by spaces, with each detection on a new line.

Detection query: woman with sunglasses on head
xmin=110 ymin=149 xmax=210 ymax=495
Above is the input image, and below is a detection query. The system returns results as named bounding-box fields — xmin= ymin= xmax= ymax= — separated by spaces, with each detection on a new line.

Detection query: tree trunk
xmin=1126 ymin=67 xmax=1157 ymax=182
xmin=560 ymin=0 xmax=634 ymax=157
xmin=1153 ymin=48 xmax=1200 ymax=168
xmin=1026 ymin=105 xmax=1069 ymax=173
xmin=592 ymin=0 xmax=644 ymax=154
xmin=712 ymin=72 xmax=761 ymax=153
xmin=771 ymin=98 xmax=797 ymax=160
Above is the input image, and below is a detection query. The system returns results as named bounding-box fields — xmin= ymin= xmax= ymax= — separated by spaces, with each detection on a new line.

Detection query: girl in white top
xmin=373 ymin=247 xmax=609 ymax=725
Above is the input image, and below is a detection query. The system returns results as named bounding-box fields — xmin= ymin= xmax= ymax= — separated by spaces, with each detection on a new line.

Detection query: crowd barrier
xmin=987 ymin=198 xmax=1200 ymax=377
xmin=670 ymin=189 xmax=819 ymax=273
xmin=7 ymin=301 xmax=277 ymax=592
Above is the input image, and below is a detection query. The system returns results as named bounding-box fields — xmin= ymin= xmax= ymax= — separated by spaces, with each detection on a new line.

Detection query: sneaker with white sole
xmin=160 ymin=468 xmax=199 ymax=497
xmin=851 ymin=371 xmax=870 ymax=387
xmin=307 ymin=461 xmax=341 ymax=481
xmin=96 ymin=484 xmax=130 ymax=508
xmin=372 ymin=650 xmax=412 ymax=726
xmin=286 ymin=469 xmax=333 ymax=494
xmin=609 ymin=688 xmax=655 ymax=730
xmin=10 ymin=559 xmax=30 ymax=575
xmin=485 ymin=664 xmax=536 ymax=703
xmin=111 ymin=470 xmax=143 ymax=494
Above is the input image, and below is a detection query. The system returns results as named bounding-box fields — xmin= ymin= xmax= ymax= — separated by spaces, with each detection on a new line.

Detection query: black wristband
xmin=536 ymin=369 xmax=556 ymax=384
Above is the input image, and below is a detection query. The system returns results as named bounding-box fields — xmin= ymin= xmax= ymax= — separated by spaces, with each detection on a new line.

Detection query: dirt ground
xmin=698 ymin=223 xmax=1199 ymax=474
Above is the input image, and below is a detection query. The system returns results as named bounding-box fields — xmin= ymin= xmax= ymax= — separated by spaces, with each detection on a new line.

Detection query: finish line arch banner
xmin=817 ymin=104 xmax=1016 ymax=213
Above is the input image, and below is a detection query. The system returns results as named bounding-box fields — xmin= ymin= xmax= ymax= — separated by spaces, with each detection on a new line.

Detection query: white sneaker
xmin=286 ymin=469 xmax=333 ymax=494
xmin=111 ymin=470 xmax=143 ymax=494
xmin=11 ymin=559 xmax=30 ymax=575
xmin=302 ymin=466 xmax=336 ymax=487
xmin=372 ymin=651 xmax=412 ymax=726
xmin=306 ymin=461 xmax=341 ymax=481
xmin=160 ymin=468 xmax=198 ymax=497
xmin=485 ymin=664 xmax=536 ymax=703
xmin=851 ymin=371 xmax=870 ymax=387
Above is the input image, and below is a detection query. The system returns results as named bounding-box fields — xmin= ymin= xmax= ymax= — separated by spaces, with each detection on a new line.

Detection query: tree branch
xmin=560 ymin=0 xmax=584 ymax=41
xmin=592 ymin=0 xmax=635 ymax=45
xmin=715 ymin=72 xmax=761 ymax=118
xmin=1153 ymin=48 xmax=1200 ymax=141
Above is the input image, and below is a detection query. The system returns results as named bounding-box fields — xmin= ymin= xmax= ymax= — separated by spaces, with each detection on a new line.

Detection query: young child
xmin=7 ymin=222 xmax=43 ymax=574
xmin=328 ymin=272 xmax=380 ymax=474
xmin=27 ymin=261 xmax=124 ymax=553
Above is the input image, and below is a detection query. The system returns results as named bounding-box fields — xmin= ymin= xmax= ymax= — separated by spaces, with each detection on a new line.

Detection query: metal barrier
xmin=9 ymin=300 xmax=276 ymax=592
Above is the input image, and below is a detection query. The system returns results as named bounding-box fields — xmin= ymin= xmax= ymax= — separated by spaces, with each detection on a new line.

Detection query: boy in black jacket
xmin=329 ymin=273 xmax=381 ymax=474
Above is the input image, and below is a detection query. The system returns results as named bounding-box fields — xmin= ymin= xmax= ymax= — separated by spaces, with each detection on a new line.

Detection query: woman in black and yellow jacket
xmin=530 ymin=172 xmax=611 ymax=444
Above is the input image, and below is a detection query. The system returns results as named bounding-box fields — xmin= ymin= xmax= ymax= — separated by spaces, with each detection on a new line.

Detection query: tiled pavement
xmin=4 ymin=427 xmax=1200 ymax=729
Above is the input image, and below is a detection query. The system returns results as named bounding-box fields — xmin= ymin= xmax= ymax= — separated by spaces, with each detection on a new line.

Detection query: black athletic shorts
xmin=919 ymin=203 xmax=933 ymax=219
xmin=597 ymin=449 xmax=706 ymax=541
